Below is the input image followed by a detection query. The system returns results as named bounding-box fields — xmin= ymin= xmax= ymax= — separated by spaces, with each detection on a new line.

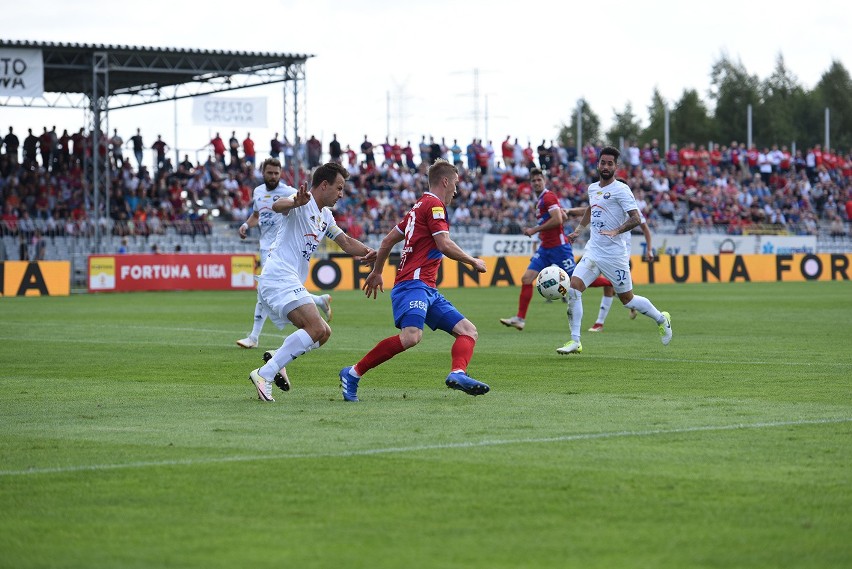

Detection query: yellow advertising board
xmin=304 ymin=253 xmax=851 ymax=291
xmin=0 ymin=261 xmax=71 ymax=296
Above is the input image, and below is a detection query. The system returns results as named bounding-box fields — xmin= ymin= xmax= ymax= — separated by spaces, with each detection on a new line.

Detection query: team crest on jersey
xmin=603 ymin=192 xmax=611 ymax=199
xmin=310 ymin=215 xmax=328 ymax=233
xmin=272 ymin=195 xmax=280 ymax=201
xmin=431 ymin=207 xmax=445 ymax=219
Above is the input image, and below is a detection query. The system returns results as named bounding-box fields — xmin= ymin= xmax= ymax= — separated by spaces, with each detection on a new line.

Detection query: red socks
xmin=355 ymin=333 xmax=477 ymax=376
xmin=355 ymin=335 xmax=405 ymax=376
xmin=518 ymin=283 xmax=534 ymax=319
xmin=451 ymin=335 xmax=476 ymax=372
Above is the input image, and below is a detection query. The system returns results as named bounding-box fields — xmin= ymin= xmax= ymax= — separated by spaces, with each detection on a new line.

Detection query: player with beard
xmin=558 ymin=146 xmax=672 ymax=355
xmin=237 ymin=158 xmax=333 ymax=354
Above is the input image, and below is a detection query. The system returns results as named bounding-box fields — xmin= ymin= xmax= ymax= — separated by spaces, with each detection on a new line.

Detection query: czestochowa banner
xmin=192 ymin=96 xmax=267 ymax=127
xmin=0 ymin=49 xmax=44 ymax=97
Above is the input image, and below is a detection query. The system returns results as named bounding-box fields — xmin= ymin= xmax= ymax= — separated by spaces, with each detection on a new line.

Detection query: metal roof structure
xmin=0 ymin=39 xmax=313 ymax=109
xmin=0 ymin=40 xmax=313 ymax=252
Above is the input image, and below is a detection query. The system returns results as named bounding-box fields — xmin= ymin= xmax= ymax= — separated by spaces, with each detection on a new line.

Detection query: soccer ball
xmin=536 ymin=265 xmax=569 ymax=301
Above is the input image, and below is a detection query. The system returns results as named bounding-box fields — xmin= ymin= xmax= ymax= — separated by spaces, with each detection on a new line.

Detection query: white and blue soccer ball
xmin=536 ymin=265 xmax=569 ymax=301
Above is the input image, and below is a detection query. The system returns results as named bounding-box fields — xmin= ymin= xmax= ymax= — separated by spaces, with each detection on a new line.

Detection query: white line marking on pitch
xmin=1 ymin=417 xmax=849 ymax=477
xmin=581 ymin=354 xmax=852 ymax=367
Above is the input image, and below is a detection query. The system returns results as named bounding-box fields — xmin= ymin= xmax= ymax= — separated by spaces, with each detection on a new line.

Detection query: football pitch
xmin=1 ymin=281 xmax=850 ymax=568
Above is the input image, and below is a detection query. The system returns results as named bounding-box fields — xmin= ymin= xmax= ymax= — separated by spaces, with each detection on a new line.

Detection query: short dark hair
xmin=529 ymin=167 xmax=545 ymax=178
xmin=260 ymin=157 xmax=281 ymax=171
xmin=599 ymin=146 xmax=620 ymax=160
xmin=427 ymin=158 xmax=458 ymax=187
xmin=312 ymin=162 xmax=349 ymax=187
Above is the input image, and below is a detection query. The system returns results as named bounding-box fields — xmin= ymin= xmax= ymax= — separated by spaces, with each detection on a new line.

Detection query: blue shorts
xmin=390 ymin=280 xmax=465 ymax=333
xmin=528 ymin=244 xmax=576 ymax=276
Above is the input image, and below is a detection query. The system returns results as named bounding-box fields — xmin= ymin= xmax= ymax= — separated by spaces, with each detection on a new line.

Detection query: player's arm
xmin=333 ymin=232 xmax=376 ymax=263
xmin=362 ymin=228 xmax=405 ymax=299
xmin=271 ymin=182 xmax=311 ymax=214
xmin=524 ymin=205 xmax=564 ymax=237
xmin=238 ymin=211 xmax=259 ymax=239
xmin=566 ymin=208 xmax=591 ymax=243
xmin=600 ymin=209 xmax=641 ymax=238
xmin=433 ymin=232 xmax=486 ymax=273
xmin=562 ymin=206 xmax=586 ymax=219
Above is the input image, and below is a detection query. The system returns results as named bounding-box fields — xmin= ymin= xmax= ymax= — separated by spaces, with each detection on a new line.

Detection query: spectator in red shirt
xmin=678 ymin=143 xmax=695 ymax=168
xmin=207 ymin=132 xmax=226 ymax=166
xmin=746 ymin=144 xmax=759 ymax=174
xmin=709 ymin=145 xmax=722 ymax=174
xmin=243 ymin=133 xmax=256 ymax=166
xmin=502 ymin=135 xmax=514 ymax=168
xmin=1 ymin=204 xmax=19 ymax=235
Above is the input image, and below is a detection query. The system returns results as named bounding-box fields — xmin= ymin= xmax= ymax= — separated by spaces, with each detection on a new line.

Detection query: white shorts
xmin=257 ymin=278 xmax=314 ymax=329
xmin=573 ymin=251 xmax=634 ymax=294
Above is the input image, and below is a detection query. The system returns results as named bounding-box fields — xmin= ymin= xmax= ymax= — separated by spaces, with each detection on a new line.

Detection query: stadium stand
xmin=1 ymin=128 xmax=850 ymax=286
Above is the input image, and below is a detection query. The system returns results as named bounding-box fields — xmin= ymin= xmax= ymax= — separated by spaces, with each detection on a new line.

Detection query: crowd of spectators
xmin=1 ymin=125 xmax=850 ymax=262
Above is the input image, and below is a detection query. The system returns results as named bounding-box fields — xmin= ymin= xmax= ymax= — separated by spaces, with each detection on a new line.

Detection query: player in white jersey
xmin=558 ymin=146 xmax=671 ymax=355
xmin=563 ymin=203 xmax=654 ymax=330
xmin=247 ymin=162 xmax=375 ymax=402
xmin=236 ymin=158 xmax=332 ymax=349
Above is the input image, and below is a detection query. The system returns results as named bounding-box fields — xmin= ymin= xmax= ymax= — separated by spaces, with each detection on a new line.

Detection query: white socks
xmin=596 ymin=295 xmax=613 ymax=325
xmin=625 ymin=295 xmax=664 ymax=323
xmin=249 ymin=296 xmax=267 ymax=341
xmin=259 ymin=328 xmax=317 ymax=379
xmin=567 ymin=288 xmax=583 ymax=342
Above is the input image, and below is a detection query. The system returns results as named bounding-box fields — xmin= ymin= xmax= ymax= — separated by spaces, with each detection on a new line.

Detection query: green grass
xmin=1 ymin=281 xmax=851 ymax=569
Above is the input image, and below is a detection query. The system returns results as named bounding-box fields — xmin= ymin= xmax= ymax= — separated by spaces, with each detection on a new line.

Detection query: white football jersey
xmin=260 ymin=195 xmax=343 ymax=285
xmin=251 ymin=182 xmax=297 ymax=252
xmin=585 ymin=179 xmax=640 ymax=259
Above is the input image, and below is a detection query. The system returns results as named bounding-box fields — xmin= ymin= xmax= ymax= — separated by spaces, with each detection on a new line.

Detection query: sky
xmin=1 ymin=0 xmax=849 ymax=168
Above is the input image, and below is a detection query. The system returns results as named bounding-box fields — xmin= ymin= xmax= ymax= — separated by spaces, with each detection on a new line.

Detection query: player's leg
xmin=588 ymin=278 xmax=614 ymax=332
xmin=311 ymin=293 xmax=333 ymax=322
xmin=558 ymin=256 xmax=597 ymax=355
xmin=339 ymin=281 xmax=427 ymax=401
xmin=249 ymin=288 xmax=321 ymax=402
xmin=237 ymin=253 xmax=268 ymax=348
xmin=432 ymin=297 xmax=489 ymax=396
xmin=236 ymin=290 xmax=267 ymax=348
xmin=618 ymin=289 xmax=672 ymax=345
xmin=500 ymin=257 xmax=539 ymax=330
xmin=599 ymin=259 xmax=672 ymax=346
xmin=556 ymin=246 xmax=576 ymax=305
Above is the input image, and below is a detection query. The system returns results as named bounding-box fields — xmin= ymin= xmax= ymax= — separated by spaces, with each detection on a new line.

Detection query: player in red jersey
xmin=339 ymin=159 xmax=490 ymax=401
xmin=499 ymin=168 xmax=573 ymax=331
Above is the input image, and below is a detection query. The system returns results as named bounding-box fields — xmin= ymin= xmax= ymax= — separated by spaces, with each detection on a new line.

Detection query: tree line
xmin=559 ymin=54 xmax=852 ymax=151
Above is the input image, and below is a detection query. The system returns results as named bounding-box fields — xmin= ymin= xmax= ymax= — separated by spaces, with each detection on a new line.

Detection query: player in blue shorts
xmin=338 ymin=159 xmax=490 ymax=402
xmin=500 ymin=167 xmax=575 ymax=330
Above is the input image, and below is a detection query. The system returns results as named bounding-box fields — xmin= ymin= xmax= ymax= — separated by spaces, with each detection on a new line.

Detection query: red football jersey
xmin=536 ymin=189 xmax=568 ymax=248
xmin=394 ymin=192 xmax=449 ymax=288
